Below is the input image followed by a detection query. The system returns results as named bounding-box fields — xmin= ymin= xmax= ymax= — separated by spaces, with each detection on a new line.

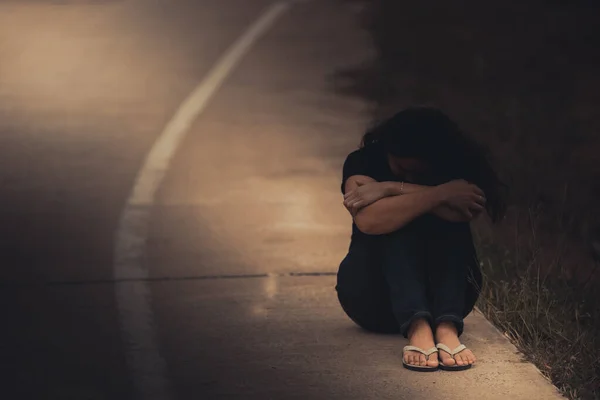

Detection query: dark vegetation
xmin=333 ymin=0 xmax=600 ymax=397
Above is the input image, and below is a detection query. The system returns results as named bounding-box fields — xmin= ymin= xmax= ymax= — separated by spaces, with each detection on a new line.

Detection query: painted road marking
xmin=113 ymin=3 xmax=291 ymax=399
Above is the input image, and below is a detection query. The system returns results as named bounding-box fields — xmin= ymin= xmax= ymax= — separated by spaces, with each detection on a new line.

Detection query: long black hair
xmin=361 ymin=107 xmax=507 ymax=222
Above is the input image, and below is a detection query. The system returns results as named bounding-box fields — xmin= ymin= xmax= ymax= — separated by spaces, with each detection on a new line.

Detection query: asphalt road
xmin=0 ymin=1 xmax=369 ymax=398
xmin=0 ymin=1 xmax=566 ymax=400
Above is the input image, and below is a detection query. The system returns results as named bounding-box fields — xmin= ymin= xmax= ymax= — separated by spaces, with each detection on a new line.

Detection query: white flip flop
xmin=402 ymin=345 xmax=439 ymax=372
xmin=436 ymin=343 xmax=473 ymax=371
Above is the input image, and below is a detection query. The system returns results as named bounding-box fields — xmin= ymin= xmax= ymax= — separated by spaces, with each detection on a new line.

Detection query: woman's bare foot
xmin=435 ymin=322 xmax=476 ymax=367
xmin=405 ymin=318 xmax=439 ymax=368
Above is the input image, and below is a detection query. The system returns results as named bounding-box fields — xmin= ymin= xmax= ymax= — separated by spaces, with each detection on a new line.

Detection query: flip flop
xmin=402 ymin=345 xmax=439 ymax=372
xmin=436 ymin=343 xmax=473 ymax=371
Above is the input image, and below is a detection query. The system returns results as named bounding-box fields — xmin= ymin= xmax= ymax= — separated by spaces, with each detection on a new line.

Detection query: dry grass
xmin=474 ymin=211 xmax=600 ymax=399
xmin=333 ymin=0 xmax=600 ymax=398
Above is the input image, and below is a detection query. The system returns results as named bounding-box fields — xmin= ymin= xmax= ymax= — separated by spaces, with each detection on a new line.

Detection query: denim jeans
xmin=335 ymin=215 xmax=482 ymax=338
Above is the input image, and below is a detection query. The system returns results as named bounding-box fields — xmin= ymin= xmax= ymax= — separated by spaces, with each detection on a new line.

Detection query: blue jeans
xmin=335 ymin=215 xmax=482 ymax=338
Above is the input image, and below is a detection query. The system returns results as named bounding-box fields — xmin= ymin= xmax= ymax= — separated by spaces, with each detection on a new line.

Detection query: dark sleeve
xmin=341 ymin=149 xmax=368 ymax=194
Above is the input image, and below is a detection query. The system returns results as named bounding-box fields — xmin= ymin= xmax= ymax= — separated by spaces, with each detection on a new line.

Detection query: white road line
xmin=113 ymin=3 xmax=291 ymax=399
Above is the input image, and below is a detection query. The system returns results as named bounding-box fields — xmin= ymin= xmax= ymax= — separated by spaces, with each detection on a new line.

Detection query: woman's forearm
xmin=381 ymin=181 xmax=469 ymax=222
xmin=384 ymin=182 xmax=469 ymax=222
xmin=382 ymin=181 xmax=428 ymax=196
xmin=354 ymin=186 xmax=446 ymax=235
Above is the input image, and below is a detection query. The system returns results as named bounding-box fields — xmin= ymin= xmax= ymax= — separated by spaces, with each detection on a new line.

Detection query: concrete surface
xmin=152 ymin=277 xmax=564 ymax=399
xmin=0 ymin=0 xmax=565 ymax=399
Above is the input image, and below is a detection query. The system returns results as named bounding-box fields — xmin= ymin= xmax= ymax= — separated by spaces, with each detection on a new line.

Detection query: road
xmin=0 ymin=1 xmax=565 ymax=399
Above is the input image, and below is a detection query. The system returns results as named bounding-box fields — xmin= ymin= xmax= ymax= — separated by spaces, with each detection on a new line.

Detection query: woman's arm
xmin=352 ymin=186 xmax=446 ymax=235
xmin=381 ymin=182 xmax=473 ymax=222
xmin=344 ymin=178 xmax=472 ymax=222
xmin=344 ymin=178 xmax=485 ymax=234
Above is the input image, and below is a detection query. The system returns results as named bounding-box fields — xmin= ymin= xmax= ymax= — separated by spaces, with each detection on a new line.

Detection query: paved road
xmin=0 ymin=1 xmax=565 ymax=399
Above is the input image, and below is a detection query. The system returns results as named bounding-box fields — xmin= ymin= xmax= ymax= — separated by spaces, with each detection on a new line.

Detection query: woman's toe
xmin=419 ymin=354 xmax=427 ymax=366
xmin=427 ymin=355 xmax=439 ymax=367
xmin=456 ymin=355 xmax=466 ymax=366
xmin=441 ymin=354 xmax=455 ymax=366
xmin=466 ymin=353 xmax=475 ymax=364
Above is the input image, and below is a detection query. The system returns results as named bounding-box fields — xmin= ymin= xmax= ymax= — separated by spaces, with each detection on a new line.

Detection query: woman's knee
xmin=385 ymin=218 xmax=423 ymax=238
xmin=380 ymin=222 xmax=425 ymax=256
xmin=383 ymin=215 xmax=459 ymax=244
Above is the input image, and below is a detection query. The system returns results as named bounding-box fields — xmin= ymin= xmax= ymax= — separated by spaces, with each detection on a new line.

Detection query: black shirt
xmin=340 ymin=142 xmax=400 ymax=243
xmin=341 ymin=142 xmax=398 ymax=194
xmin=340 ymin=142 xmax=441 ymax=242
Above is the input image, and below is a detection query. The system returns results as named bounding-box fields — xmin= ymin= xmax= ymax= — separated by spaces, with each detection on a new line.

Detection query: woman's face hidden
xmin=387 ymin=154 xmax=429 ymax=176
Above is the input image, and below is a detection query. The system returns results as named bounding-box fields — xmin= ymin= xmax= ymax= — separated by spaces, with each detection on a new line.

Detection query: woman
xmin=336 ymin=107 xmax=506 ymax=372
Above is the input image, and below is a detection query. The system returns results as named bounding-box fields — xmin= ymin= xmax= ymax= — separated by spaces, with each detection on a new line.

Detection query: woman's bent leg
xmin=380 ymin=221 xmax=432 ymax=338
xmin=423 ymin=217 xmax=481 ymax=337
xmin=336 ymin=243 xmax=399 ymax=334
xmin=336 ymin=220 xmax=441 ymax=338
xmin=336 ymin=222 xmax=443 ymax=369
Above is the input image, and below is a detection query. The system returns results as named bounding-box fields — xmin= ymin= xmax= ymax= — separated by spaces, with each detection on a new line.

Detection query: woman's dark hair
xmin=361 ymin=107 xmax=507 ymax=222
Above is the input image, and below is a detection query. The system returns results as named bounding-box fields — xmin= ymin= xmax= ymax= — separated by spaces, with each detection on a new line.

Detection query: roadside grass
xmin=474 ymin=212 xmax=600 ymax=399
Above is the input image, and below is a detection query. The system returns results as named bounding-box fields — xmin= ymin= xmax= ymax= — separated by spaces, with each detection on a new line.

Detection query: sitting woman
xmin=336 ymin=107 xmax=506 ymax=372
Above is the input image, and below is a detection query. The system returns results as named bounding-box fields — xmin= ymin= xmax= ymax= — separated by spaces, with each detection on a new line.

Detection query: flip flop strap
xmin=403 ymin=345 xmax=438 ymax=358
xmin=436 ymin=343 xmax=467 ymax=358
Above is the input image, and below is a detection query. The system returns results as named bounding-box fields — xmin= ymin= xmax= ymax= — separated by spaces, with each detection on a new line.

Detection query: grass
xmin=333 ymin=0 xmax=600 ymax=398
xmin=474 ymin=210 xmax=600 ymax=399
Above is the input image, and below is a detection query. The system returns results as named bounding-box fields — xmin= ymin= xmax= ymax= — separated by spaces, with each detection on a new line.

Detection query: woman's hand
xmin=344 ymin=181 xmax=391 ymax=217
xmin=435 ymin=179 xmax=486 ymax=219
